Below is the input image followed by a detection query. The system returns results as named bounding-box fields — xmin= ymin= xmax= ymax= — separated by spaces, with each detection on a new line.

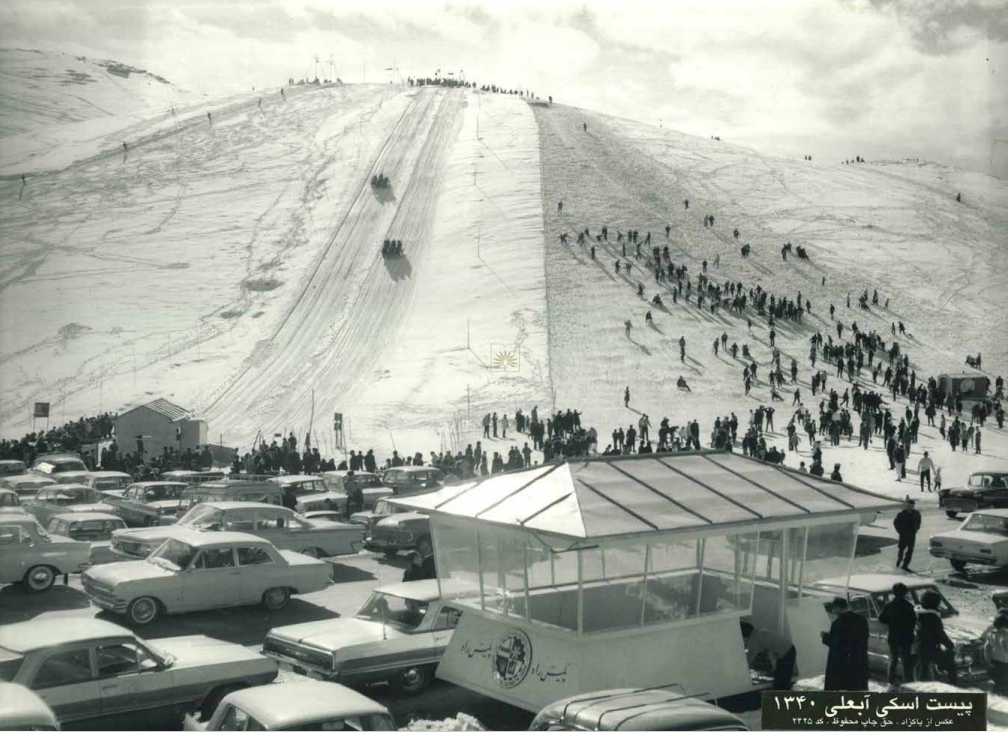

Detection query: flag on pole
xmin=34 ymin=402 xmax=49 ymax=418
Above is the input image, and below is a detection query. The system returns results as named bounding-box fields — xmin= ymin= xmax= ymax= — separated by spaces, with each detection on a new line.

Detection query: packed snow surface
xmin=2 ymin=50 xmax=1006 ymax=503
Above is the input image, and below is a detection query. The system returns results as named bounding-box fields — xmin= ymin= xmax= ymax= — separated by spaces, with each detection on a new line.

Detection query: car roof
xmin=970 ymin=471 xmax=1008 ymax=476
xmin=323 ymin=470 xmax=378 ymax=477
xmin=50 ymin=511 xmax=124 ymax=523
xmin=88 ymin=471 xmax=132 ymax=478
xmin=170 ymin=531 xmax=273 ymax=547
xmin=0 ymin=682 xmax=59 ymax=728
xmin=272 ymin=475 xmax=325 ymax=484
xmin=374 ymin=579 xmax=441 ymax=602
xmin=0 ymin=459 xmax=25 ymax=465
xmin=223 ymin=680 xmax=390 ymax=726
xmin=130 ymin=481 xmax=188 ymax=488
xmin=967 ymin=508 xmax=1008 ymax=518
xmin=192 ymin=501 xmax=291 ymax=513
xmin=386 ymin=466 xmax=439 ymax=473
xmin=0 ymin=514 xmax=41 ymax=526
xmin=34 ymin=453 xmax=84 ymax=463
xmin=0 ymin=618 xmax=132 ymax=653
xmin=538 ymin=689 xmax=746 ymax=730
xmin=5 ymin=474 xmax=56 ymax=484
xmin=41 ymin=483 xmax=95 ymax=492
xmin=814 ymin=574 xmax=939 ymax=593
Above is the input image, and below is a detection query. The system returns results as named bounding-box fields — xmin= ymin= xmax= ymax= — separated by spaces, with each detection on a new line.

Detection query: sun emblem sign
xmin=490 ymin=343 xmax=520 ymax=372
xmin=492 ymin=628 xmax=532 ymax=688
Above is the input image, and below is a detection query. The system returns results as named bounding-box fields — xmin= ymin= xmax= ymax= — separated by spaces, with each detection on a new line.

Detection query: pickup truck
xmin=82 ymin=533 xmax=332 ymax=625
xmin=0 ymin=513 xmax=91 ymax=591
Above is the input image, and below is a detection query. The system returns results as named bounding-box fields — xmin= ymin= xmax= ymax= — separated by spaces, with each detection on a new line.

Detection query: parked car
xmin=49 ymin=471 xmax=91 ymax=486
xmin=322 ymin=471 xmax=393 ymax=510
xmin=22 ymin=485 xmax=111 ymax=526
xmin=83 ymin=471 xmax=134 ymax=498
xmin=1 ymin=473 xmax=57 ymax=499
xmin=381 ymin=466 xmax=443 ymax=495
xmin=0 ymin=459 xmax=27 ymax=477
xmin=366 ymin=507 xmax=433 ymax=557
xmin=271 ymin=475 xmax=347 ymax=513
xmin=176 ymin=480 xmax=284 ymax=516
xmin=0 ymin=487 xmax=24 ymax=514
xmin=930 ymin=509 xmax=1008 ymax=571
xmin=809 ymin=574 xmax=988 ymax=685
xmin=103 ymin=481 xmax=187 ymax=526
xmin=262 ymin=579 xmax=458 ymax=694
xmin=160 ymin=470 xmax=227 ymax=485
xmin=110 ymin=502 xmax=363 ymax=560
xmin=29 ymin=454 xmax=88 ymax=478
xmin=0 ymin=617 xmax=277 ymax=728
xmin=939 ymin=471 xmax=1008 ymax=518
xmin=529 ymin=688 xmax=749 ymax=731
xmin=0 ymin=681 xmax=60 ymax=731
xmin=183 ymin=679 xmax=395 ymax=731
xmin=46 ymin=512 xmax=128 ymax=565
xmin=349 ymin=497 xmax=409 ymax=532
xmin=0 ymin=514 xmax=91 ymax=591
xmin=82 ymin=533 xmax=333 ymax=625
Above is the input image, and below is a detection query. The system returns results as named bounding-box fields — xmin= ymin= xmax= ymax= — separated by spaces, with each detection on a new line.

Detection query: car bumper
xmin=264 ymin=653 xmax=337 ymax=681
xmin=85 ymin=592 xmax=129 ymax=612
xmin=929 ymin=548 xmax=1000 ymax=565
xmin=364 ymin=536 xmax=415 ymax=551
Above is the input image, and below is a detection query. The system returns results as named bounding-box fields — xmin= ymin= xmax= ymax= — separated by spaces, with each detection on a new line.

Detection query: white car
xmin=271 ymin=475 xmax=347 ymax=513
xmin=930 ymin=509 xmax=1008 ymax=571
xmin=183 ymin=679 xmax=395 ymax=730
xmin=0 ymin=514 xmax=91 ymax=591
xmin=46 ymin=512 xmax=128 ymax=565
xmin=0 ymin=681 xmax=59 ymax=731
xmin=82 ymin=533 xmax=333 ymax=625
xmin=109 ymin=502 xmax=363 ymax=560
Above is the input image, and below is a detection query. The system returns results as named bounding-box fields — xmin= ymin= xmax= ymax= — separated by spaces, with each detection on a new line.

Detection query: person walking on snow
xmin=918 ymin=451 xmax=933 ymax=491
xmin=557 ymin=200 xmax=563 ymax=214
xmin=501 ymin=414 xmax=509 ymax=438
xmin=624 ymin=386 xmax=631 ymax=408
xmin=482 ymin=413 xmax=490 ymax=438
xmin=624 ymin=319 xmax=632 ymax=337
xmin=894 ymin=498 xmax=921 ymax=571
xmin=679 ymin=336 xmax=686 ymax=363
xmin=879 ymin=582 xmax=917 ymax=685
xmin=492 ymin=412 xmax=499 ymax=438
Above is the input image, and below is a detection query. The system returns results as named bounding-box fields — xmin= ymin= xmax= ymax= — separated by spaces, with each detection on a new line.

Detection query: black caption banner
xmin=762 ymin=691 xmax=986 ymax=730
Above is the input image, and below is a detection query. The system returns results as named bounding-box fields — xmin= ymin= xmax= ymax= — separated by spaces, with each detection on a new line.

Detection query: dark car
xmin=529 ymin=688 xmax=748 ymax=731
xmin=939 ymin=471 xmax=1008 ymax=518
xmin=30 ymin=453 xmax=88 ymax=478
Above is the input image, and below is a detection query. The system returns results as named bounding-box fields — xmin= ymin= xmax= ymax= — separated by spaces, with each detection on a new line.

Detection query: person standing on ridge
xmin=583 ymin=121 xmax=587 ymax=132
xmin=557 ymin=200 xmax=563 ymax=214
xmin=624 ymin=386 xmax=631 ymax=408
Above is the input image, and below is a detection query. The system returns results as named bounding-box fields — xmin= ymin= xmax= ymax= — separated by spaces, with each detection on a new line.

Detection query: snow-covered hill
xmin=1 ymin=51 xmax=1006 ymax=503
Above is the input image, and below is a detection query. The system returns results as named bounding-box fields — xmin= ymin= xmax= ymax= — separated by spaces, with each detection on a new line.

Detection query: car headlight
xmin=963 ymin=654 xmax=974 ymax=665
xmin=953 ymin=652 xmax=963 ymax=664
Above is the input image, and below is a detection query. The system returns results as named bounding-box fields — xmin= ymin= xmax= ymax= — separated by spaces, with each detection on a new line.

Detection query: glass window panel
xmin=699 ymin=532 xmax=760 ymax=615
xmin=526 ymin=543 xmax=578 ymax=631
xmin=30 ymin=649 xmax=93 ymax=689
xmin=498 ymin=530 xmax=527 ymax=618
xmin=479 ymin=528 xmax=503 ymax=613
xmin=434 ymin=520 xmax=480 ymax=605
xmin=803 ymin=523 xmax=856 ymax=587
xmin=583 ymin=544 xmax=647 ymax=632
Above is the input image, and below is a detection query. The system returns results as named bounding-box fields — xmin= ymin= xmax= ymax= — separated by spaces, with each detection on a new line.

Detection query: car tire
xmin=394 ymin=665 xmax=432 ymax=695
xmin=417 ymin=535 xmax=433 ymax=557
xmin=23 ymin=565 xmax=56 ymax=592
xmin=945 ymin=511 xmax=959 ymax=519
xmin=262 ymin=587 xmax=290 ymax=610
xmin=950 ymin=559 xmax=967 ymax=572
xmin=300 ymin=547 xmax=322 ymax=559
xmin=128 ymin=596 xmax=161 ymax=626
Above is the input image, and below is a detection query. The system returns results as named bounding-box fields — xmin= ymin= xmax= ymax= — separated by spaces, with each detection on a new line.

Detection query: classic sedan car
xmin=47 ymin=512 xmax=128 ymax=566
xmin=1 ymin=473 xmax=57 ymax=499
xmin=183 ymin=679 xmax=395 ymax=731
xmin=29 ymin=454 xmax=88 ymax=478
xmin=23 ymin=485 xmax=111 ymax=526
xmin=0 ymin=618 xmax=277 ymax=728
xmin=939 ymin=471 xmax=1008 ymax=518
xmin=103 ymin=481 xmax=187 ymax=526
xmin=381 ymin=466 xmax=443 ymax=495
xmin=109 ymin=502 xmax=363 ymax=560
xmin=529 ymin=688 xmax=749 ymax=731
xmin=0 ymin=459 xmax=26 ymax=477
xmin=0 ymin=514 xmax=91 ymax=591
xmin=270 ymin=475 xmax=347 ymax=513
xmin=82 ymin=533 xmax=332 ymax=625
xmin=365 ymin=508 xmax=432 ymax=558
xmin=0 ymin=682 xmax=60 ymax=731
xmin=262 ymin=579 xmax=459 ymax=694
xmin=810 ymin=574 xmax=989 ymax=685
xmin=83 ymin=471 xmax=133 ymax=498
xmin=322 ymin=471 xmax=393 ymax=510
xmin=930 ymin=509 xmax=1008 ymax=571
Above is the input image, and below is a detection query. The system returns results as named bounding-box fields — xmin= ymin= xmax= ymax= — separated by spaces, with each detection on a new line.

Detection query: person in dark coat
xmin=915 ymin=589 xmax=958 ymax=684
xmin=879 ymin=582 xmax=916 ymax=684
xmin=402 ymin=551 xmax=436 ymax=582
xmin=281 ymin=486 xmax=297 ymax=511
xmin=821 ymin=597 xmax=869 ymax=690
xmin=894 ymin=498 xmax=922 ymax=570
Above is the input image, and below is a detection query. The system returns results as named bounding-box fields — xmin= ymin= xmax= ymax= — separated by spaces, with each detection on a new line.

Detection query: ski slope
xmin=1 ymin=49 xmax=1005 ymax=500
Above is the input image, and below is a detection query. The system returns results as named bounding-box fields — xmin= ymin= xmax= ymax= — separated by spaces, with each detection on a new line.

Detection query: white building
xmin=113 ymin=398 xmax=207 ymax=459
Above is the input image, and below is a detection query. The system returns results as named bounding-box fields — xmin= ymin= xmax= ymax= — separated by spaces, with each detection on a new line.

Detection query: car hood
xmin=270 ymin=618 xmax=404 ymax=650
xmin=935 ymin=531 xmax=1006 ymax=546
xmin=154 ymin=635 xmax=274 ymax=668
xmin=350 ymin=511 xmax=378 ymax=522
xmin=58 ymin=503 xmax=111 ymax=514
xmin=945 ymin=615 xmax=989 ymax=643
xmin=86 ymin=558 xmax=177 ymax=584
xmin=115 ymin=525 xmax=191 ymax=545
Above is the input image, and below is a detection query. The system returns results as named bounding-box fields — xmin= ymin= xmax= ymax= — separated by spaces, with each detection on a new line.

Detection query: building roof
xmin=0 ymin=618 xmax=131 ymax=653
xmin=221 ymin=679 xmax=389 ymax=727
xmin=389 ymin=451 xmax=901 ymax=540
xmin=118 ymin=397 xmax=193 ymax=422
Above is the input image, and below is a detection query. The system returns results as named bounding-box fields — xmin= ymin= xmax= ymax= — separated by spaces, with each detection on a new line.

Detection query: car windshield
xmin=374 ymin=500 xmax=394 ymax=516
xmin=55 ymin=488 xmax=102 ymax=505
xmin=176 ymin=503 xmax=224 ymax=529
xmin=355 ymin=592 xmax=429 ymax=631
xmin=143 ymin=484 xmax=185 ymax=502
xmin=292 ymin=481 xmax=327 ymax=496
xmin=93 ymin=476 xmax=130 ymax=490
xmin=968 ymin=474 xmax=1008 ymax=488
xmin=0 ymin=463 xmax=25 ymax=476
xmin=67 ymin=519 xmax=124 ymax=541
xmin=963 ymin=514 xmax=1008 ymax=537
xmin=148 ymin=538 xmax=198 ymax=571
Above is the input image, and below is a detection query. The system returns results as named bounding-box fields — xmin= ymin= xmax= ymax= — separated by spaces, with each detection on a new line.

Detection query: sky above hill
xmin=2 ymin=0 xmax=1006 ymax=176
